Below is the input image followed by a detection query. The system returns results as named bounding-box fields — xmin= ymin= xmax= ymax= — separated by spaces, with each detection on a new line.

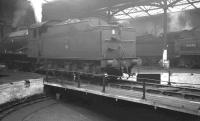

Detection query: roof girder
xmin=112 ymin=0 xmax=200 ymax=19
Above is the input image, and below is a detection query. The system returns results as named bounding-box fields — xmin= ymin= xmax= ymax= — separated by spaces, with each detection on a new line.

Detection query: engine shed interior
xmin=1 ymin=0 xmax=200 ymax=119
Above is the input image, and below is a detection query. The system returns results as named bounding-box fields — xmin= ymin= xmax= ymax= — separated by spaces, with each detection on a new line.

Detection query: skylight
xmin=114 ymin=0 xmax=200 ymax=20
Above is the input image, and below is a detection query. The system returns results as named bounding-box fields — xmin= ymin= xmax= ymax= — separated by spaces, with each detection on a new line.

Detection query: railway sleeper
xmin=146 ymin=89 xmax=162 ymax=94
xmin=120 ymin=85 xmax=132 ymax=90
xmin=132 ymin=86 xmax=143 ymax=92
xmin=108 ymin=83 xmax=121 ymax=89
xmin=183 ymin=94 xmax=200 ymax=101
xmin=162 ymin=91 xmax=184 ymax=98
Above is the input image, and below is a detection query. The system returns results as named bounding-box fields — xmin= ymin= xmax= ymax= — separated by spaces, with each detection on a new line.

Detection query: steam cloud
xmin=134 ymin=11 xmax=193 ymax=36
xmin=168 ymin=12 xmax=192 ymax=32
xmin=12 ymin=0 xmax=57 ymax=27
xmin=28 ymin=0 xmax=43 ymax=23
xmin=12 ymin=0 xmax=29 ymax=28
xmin=143 ymin=11 xmax=193 ymax=36
xmin=145 ymin=22 xmax=163 ymax=36
xmin=28 ymin=0 xmax=59 ymax=23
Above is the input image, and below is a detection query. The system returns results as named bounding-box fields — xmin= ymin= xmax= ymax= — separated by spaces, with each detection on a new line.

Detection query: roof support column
xmin=163 ymin=0 xmax=168 ymax=53
xmin=162 ymin=0 xmax=169 ymax=63
xmin=162 ymin=0 xmax=171 ymax=85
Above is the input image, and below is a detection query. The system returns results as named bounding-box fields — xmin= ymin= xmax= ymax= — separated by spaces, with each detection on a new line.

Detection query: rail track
xmin=0 ymin=94 xmax=53 ymax=121
xmin=38 ymin=68 xmax=200 ymax=101
xmin=108 ymin=82 xmax=200 ymax=101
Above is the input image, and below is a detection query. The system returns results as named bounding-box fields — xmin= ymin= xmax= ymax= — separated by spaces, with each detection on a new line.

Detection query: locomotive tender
xmin=27 ymin=18 xmax=137 ymax=75
xmin=2 ymin=18 xmax=200 ymax=72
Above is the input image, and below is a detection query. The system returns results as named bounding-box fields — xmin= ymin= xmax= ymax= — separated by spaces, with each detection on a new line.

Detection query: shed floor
xmin=0 ymin=70 xmax=42 ymax=84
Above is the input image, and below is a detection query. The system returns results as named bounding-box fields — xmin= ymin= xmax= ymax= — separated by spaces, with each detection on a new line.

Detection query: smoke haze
xmin=168 ymin=12 xmax=192 ymax=32
xmin=12 ymin=0 xmax=53 ymax=27
xmin=12 ymin=0 xmax=29 ymax=27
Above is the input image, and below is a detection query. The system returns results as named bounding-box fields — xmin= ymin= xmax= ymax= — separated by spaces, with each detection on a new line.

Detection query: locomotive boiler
xmin=27 ymin=18 xmax=137 ymax=75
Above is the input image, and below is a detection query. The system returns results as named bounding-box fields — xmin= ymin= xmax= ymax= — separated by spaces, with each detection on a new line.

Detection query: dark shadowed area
xmin=0 ymin=0 xmax=35 ymax=28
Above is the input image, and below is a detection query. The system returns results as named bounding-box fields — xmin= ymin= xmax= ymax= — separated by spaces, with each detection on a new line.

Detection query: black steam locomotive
xmin=136 ymin=27 xmax=200 ymax=68
xmin=0 ymin=18 xmax=138 ymax=75
xmin=2 ymin=18 xmax=199 ymax=75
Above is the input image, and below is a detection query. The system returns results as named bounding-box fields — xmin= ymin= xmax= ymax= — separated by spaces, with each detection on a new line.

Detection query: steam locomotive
xmin=0 ymin=18 xmax=138 ymax=75
xmin=2 ymin=17 xmax=199 ymax=75
xmin=136 ymin=27 xmax=200 ymax=68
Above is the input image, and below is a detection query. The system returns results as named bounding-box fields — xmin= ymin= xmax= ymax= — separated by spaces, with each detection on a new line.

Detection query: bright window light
xmin=129 ymin=11 xmax=148 ymax=18
xmin=114 ymin=0 xmax=200 ymax=20
xmin=148 ymin=9 xmax=164 ymax=15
